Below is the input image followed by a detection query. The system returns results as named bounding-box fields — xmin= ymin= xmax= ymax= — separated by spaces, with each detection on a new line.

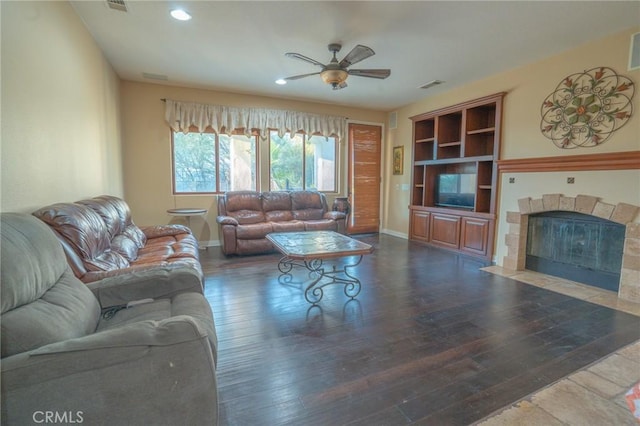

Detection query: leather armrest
xmin=216 ymin=216 xmax=239 ymax=226
xmin=86 ymin=266 xmax=204 ymax=306
xmin=323 ymin=211 xmax=346 ymax=221
xmin=80 ymin=262 xmax=200 ymax=283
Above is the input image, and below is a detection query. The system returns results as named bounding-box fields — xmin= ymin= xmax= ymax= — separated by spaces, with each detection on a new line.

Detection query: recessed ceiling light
xmin=275 ymin=79 xmax=287 ymax=85
xmin=170 ymin=9 xmax=191 ymax=21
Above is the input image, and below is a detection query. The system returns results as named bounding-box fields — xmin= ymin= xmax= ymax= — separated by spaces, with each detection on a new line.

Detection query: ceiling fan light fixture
xmin=283 ymin=43 xmax=388 ymax=90
xmin=320 ymin=69 xmax=348 ymax=86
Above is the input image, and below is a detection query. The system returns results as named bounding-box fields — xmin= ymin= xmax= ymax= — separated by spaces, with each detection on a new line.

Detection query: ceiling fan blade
xmin=339 ymin=44 xmax=375 ymax=68
xmin=348 ymin=69 xmax=391 ymax=79
xmin=284 ymin=72 xmax=321 ymax=81
xmin=285 ymin=52 xmax=325 ymax=68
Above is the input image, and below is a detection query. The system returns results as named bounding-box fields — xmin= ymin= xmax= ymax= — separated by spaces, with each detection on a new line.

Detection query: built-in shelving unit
xmin=408 ymin=93 xmax=504 ymax=259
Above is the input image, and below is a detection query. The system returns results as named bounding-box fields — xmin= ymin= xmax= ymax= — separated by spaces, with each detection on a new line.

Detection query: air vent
xmin=142 ymin=72 xmax=168 ymax=81
xmin=389 ymin=111 xmax=397 ymax=129
xmin=106 ymin=0 xmax=127 ymax=12
xmin=419 ymin=80 xmax=445 ymax=90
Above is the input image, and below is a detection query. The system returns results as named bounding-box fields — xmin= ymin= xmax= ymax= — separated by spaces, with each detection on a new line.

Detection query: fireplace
xmin=525 ymin=211 xmax=625 ymax=292
xmin=502 ymin=194 xmax=640 ymax=302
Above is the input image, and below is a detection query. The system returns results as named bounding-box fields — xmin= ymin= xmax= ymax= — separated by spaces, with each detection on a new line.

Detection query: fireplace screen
xmin=526 ymin=211 xmax=625 ymax=292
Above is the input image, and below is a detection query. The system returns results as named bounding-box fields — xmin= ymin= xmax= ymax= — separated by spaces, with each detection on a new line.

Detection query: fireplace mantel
xmin=497 ymin=151 xmax=640 ymax=173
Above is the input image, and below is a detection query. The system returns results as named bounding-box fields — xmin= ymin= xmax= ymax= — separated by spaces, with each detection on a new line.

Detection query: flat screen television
xmin=435 ymin=173 xmax=476 ymax=209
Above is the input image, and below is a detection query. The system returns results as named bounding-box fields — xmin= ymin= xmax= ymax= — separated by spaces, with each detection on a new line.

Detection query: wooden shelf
xmin=467 ymin=127 xmax=495 ymax=135
xmin=409 ymin=92 xmax=504 ymax=260
xmin=416 ymin=137 xmax=435 ymax=143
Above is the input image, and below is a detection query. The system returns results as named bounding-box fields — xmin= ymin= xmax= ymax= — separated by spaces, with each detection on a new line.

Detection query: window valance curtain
xmin=164 ymin=99 xmax=346 ymax=141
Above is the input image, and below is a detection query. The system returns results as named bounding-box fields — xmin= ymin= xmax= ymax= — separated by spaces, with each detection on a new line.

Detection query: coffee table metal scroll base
xmin=277 ymin=255 xmax=364 ymax=304
xmin=266 ymin=231 xmax=373 ymax=304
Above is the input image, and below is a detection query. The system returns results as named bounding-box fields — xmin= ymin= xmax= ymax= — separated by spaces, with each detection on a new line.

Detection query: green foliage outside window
xmin=173 ymin=132 xmax=256 ymax=193
xmin=270 ymin=132 xmax=336 ymax=192
xmin=173 ymin=132 xmax=216 ymax=192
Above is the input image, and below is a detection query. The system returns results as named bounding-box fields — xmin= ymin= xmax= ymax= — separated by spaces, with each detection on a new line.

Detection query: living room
xmin=2 ymin=1 xmax=640 ymax=424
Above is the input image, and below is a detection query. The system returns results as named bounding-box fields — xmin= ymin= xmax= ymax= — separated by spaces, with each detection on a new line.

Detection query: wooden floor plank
xmin=201 ymin=234 xmax=640 ymax=425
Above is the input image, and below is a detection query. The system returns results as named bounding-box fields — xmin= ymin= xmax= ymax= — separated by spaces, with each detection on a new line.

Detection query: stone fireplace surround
xmin=502 ymin=194 xmax=639 ymax=303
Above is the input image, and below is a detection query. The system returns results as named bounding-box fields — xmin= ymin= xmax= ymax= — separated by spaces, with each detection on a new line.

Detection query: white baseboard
xmin=200 ymin=240 xmax=221 ymax=248
xmin=381 ymin=228 xmax=408 ymax=239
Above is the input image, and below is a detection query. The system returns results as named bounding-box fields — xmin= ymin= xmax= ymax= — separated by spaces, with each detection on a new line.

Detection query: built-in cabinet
xmin=408 ymin=93 xmax=504 ymax=260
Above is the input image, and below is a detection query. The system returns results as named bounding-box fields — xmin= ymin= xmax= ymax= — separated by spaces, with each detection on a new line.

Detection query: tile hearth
xmin=483 ymin=266 xmax=640 ymax=316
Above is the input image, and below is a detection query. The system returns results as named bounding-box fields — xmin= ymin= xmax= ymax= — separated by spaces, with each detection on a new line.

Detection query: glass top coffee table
xmin=266 ymin=231 xmax=374 ymax=304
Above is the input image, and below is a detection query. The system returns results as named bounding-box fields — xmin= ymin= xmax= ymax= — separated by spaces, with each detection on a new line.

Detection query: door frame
xmin=346 ymin=120 xmax=386 ymax=232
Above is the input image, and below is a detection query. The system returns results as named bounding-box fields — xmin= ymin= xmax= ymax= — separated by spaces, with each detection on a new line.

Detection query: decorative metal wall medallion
xmin=540 ymin=67 xmax=634 ymax=149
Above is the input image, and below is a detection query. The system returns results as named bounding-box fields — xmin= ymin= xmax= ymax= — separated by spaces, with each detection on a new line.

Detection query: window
xmin=269 ymin=131 xmax=336 ymax=192
xmin=172 ymin=131 xmax=257 ymax=194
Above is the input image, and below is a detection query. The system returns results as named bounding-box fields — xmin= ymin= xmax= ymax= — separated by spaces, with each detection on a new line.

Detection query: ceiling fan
xmin=283 ymin=43 xmax=391 ymax=90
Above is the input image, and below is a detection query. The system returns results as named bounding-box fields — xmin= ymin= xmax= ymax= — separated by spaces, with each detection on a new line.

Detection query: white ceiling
xmin=71 ymin=1 xmax=639 ymax=111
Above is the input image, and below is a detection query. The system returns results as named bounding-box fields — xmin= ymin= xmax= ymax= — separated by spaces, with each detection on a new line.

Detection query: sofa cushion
xmin=236 ymin=223 xmax=273 ymax=240
xmin=77 ymin=198 xmax=123 ymax=239
xmin=303 ymin=219 xmax=338 ymax=231
xmin=271 ymin=221 xmax=305 ymax=232
xmin=94 ymin=195 xmax=147 ymax=248
xmin=32 ymin=202 xmax=131 ymax=271
xmin=111 ymin=234 xmax=139 ymax=261
xmin=291 ymin=191 xmax=325 ymax=210
xmin=123 ymin=224 xmax=147 ymax=248
xmin=265 ymin=210 xmax=294 ymax=222
xmin=291 ymin=191 xmax=325 ymax=220
xmin=85 ymin=250 xmax=130 ymax=272
xmin=96 ymin=293 xmax=217 ymax=360
xmin=1 ymin=214 xmax=100 ymax=358
xmin=262 ymin=191 xmax=292 ymax=212
xmin=225 ymin=191 xmax=265 ymax=225
xmin=292 ymin=209 xmax=324 ymax=221
xmin=263 ymin=192 xmax=294 ymax=221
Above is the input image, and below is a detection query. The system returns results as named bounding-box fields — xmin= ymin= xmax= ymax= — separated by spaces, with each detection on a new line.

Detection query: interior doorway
xmin=347 ymin=123 xmax=382 ymax=234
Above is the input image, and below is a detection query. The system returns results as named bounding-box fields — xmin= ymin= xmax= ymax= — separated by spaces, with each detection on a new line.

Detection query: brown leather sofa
xmin=216 ymin=190 xmax=346 ymax=256
xmin=32 ymin=195 xmax=203 ymax=284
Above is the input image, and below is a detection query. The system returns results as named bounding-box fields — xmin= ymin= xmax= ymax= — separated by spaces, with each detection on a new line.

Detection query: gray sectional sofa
xmin=0 ymin=213 xmax=218 ymax=425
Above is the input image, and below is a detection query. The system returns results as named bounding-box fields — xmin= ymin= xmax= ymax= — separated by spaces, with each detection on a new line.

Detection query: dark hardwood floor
xmin=201 ymin=234 xmax=640 ymax=425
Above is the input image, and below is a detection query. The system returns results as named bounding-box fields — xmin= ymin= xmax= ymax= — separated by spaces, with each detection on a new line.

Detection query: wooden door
xmin=347 ymin=123 xmax=381 ymax=234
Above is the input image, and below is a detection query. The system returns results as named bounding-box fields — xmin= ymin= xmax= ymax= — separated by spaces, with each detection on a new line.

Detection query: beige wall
xmin=120 ymin=81 xmax=385 ymax=244
xmin=2 ymin=0 xmax=636 ymax=264
xmin=384 ymin=27 xmax=640 ymax=263
xmin=0 ymin=1 xmax=123 ymax=213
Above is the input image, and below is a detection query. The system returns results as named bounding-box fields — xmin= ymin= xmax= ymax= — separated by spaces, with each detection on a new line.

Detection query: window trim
xmin=268 ymin=130 xmax=338 ymax=193
xmin=171 ymin=127 xmax=259 ymax=195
